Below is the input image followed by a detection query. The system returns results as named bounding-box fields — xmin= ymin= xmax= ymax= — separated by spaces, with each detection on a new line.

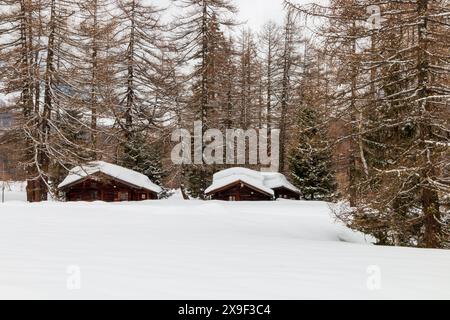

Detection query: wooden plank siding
xmin=207 ymin=181 xmax=274 ymax=201
xmin=207 ymin=182 xmax=302 ymax=201
xmin=61 ymin=174 xmax=158 ymax=202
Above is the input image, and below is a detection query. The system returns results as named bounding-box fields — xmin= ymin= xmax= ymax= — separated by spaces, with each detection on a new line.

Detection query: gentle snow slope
xmin=0 ymin=200 xmax=449 ymax=299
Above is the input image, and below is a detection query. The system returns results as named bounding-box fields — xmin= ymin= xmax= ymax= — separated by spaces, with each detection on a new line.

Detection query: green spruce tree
xmin=120 ymin=133 xmax=169 ymax=198
xmin=290 ymin=108 xmax=337 ymax=201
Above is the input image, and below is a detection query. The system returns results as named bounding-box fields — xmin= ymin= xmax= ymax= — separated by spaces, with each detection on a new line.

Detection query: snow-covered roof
xmin=58 ymin=161 xmax=162 ymax=194
xmin=205 ymin=168 xmax=301 ymax=196
xmin=260 ymin=172 xmax=301 ymax=194
xmin=206 ymin=172 xmax=275 ymax=196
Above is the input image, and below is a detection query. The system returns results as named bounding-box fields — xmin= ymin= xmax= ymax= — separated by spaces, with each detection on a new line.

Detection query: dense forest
xmin=0 ymin=0 xmax=448 ymax=249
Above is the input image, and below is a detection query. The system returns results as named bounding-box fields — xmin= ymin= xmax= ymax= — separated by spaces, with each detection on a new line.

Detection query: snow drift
xmin=0 ymin=198 xmax=449 ymax=300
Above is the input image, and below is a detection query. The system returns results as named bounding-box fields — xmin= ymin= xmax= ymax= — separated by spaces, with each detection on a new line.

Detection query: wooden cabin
xmin=205 ymin=168 xmax=302 ymax=201
xmin=206 ymin=180 xmax=274 ymax=201
xmin=58 ymin=161 xmax=162 ymax=202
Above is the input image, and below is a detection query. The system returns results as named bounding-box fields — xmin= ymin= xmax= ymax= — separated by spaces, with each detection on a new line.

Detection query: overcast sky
xmin=233 ymin=0 xmax=287 ymax=29
xmin=154 ymin=0 xmax=305 ymax=31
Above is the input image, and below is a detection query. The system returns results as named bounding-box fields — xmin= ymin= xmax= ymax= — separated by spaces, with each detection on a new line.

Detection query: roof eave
xmin=58 ymin=172 xmax=160 ymax=194
xmin=206 ymin=180 xmax=274 ymax=198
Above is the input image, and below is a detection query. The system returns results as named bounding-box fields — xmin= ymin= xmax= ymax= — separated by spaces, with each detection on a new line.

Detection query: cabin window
xmin=118 ymin=191 xmax=128 ymax=201
xmin=141 ymin=194 xmax=147 ymax=200
xmin=229 ymin=195 xmax=236 ymax=201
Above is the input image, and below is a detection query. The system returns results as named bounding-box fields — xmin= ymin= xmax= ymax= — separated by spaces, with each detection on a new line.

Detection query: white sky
xmin=154 ymin=0 xmax=306 ymax=31
xmin=233 ymin=0 xmax=286 ymax=29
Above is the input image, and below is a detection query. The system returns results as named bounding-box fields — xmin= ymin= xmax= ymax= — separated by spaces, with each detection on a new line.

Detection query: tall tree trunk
xmin=279 ymin=12 xmax=294 ymax=174
xmin=90 ymin=0 xmax=99 ymax=158
xmin=124 ymin=0 xmax=136 ymax=142
xmin=33 ymin=0 xmax=58 ymax=202
xmin=417 ymin=0 xmax=441 ymax=248
xmin=21 ymin=0 xmax=38 ymax=202
xmin=266 ymin=39 xmax=272 ymax=132
xmin=348 ymin=22 xmax=358 ymax=208
xmin=198 ymin=0 xmax=209 ymax=199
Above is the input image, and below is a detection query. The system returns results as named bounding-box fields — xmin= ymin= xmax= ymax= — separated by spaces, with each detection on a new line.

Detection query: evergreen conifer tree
xmin=120 ymin=133 xmax=169 ymax=197
xmin=290 ymin=108 xmax=337 ymax=200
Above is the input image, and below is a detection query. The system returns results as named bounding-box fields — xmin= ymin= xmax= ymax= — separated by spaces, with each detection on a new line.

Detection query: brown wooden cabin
xmin=206 ymin=180 xmax=274 ymax=201
xmin=60 ymin=172 xmax=158 ymax=202
xmin=205 ymin=168 xmax=302 ymax=201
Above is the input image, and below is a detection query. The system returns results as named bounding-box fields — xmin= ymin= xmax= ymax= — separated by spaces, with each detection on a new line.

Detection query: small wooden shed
xmin=58 ymin=161 xmax=162 ymax=202
xmin=205 ymin=168 xmax=301 ymax=201
xmin=206 ymin=180 xmax=274 ymax=201
xmin=261 ymin=172 xmax=302 ymax=200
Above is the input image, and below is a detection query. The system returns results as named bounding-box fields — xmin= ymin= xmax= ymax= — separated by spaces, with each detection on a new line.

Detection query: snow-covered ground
xmin=0 ymin=185 xmax=449 ymax=299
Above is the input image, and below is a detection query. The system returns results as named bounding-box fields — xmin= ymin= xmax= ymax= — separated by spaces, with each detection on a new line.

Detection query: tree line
xmin=285 ymin=0 xmax=449 ymax=248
